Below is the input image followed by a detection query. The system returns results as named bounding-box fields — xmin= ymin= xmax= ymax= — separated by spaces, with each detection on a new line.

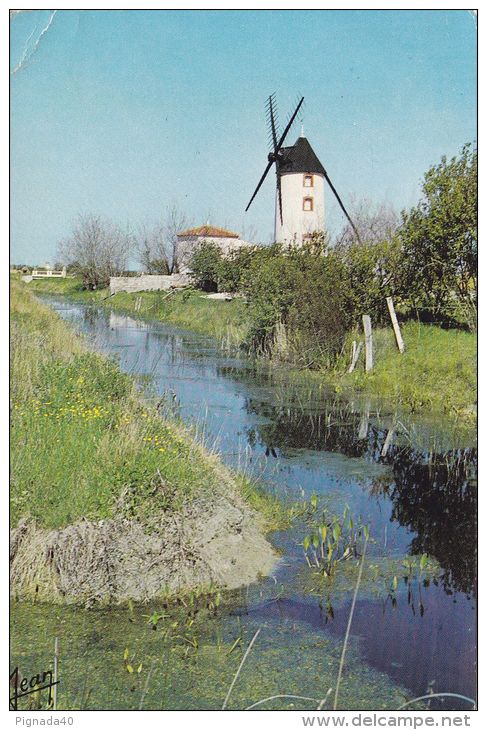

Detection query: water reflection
xmin=246 ymin=589 xmax=476 ymax=706
xmin=43 ymin=299 xmax=476 ymax=705
xmin=241 ymin=397 xmax=477 ymax=598
xmin=376 ymin=446 xmax=477 ymax=597
xmin=244 ymin=400 xmax=384 ymax=459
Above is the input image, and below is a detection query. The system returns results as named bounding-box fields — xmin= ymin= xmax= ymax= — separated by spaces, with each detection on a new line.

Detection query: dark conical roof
xmin=279 ymin=136 xmax=325 ymax=176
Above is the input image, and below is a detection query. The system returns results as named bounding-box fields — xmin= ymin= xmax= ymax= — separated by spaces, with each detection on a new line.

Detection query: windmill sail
xmin=245 ymin=96 xmax=304 ymax=214
xmin=245 ymin=94 xmax=361 ymax=245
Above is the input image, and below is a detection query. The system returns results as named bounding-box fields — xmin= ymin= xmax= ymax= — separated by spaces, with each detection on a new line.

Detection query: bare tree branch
xmin=163 ymin=205 xmax=191 ymax=274
xmin=334 ymin=197 xmax=399 ymax=249
xmin=58 ymin=213 xmax=132 ymax=289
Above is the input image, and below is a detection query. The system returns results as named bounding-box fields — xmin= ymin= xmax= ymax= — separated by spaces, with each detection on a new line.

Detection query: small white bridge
xmin=22 ymin=267 xmax=67 ymax=283
xmin=31 ymin=267 xmax=67 ymax=279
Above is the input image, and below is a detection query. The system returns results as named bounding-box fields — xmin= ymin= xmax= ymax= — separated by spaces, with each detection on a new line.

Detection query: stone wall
xmin=109 ymin=273 xmax=189 ymax=296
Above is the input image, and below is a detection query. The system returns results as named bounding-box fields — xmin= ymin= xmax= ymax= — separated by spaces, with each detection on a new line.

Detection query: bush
xmin=337 ymin=237 xmax=401 ymax=326
xmin=240 ymin=244 xmax=353 ymax=367
xmin=216 ymin=246 xmax=256 ymax=293
xmin=188 ymin=242 xmax=222 ymax=292
xmin=189 ymin=243 xmax=257 ymax=294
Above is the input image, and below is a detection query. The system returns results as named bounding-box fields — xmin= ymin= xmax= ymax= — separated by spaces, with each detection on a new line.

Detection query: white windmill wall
xmin=274 ymin=173 xmax=325 ymax=245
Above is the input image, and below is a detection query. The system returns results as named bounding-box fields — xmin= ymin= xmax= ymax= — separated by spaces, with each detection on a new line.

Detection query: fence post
xmin=362 ymin=315 xmax=373 ymax=372
xmin=348 ymin=341 xmax=363 ymax=373
xmin=386 ymin=297 xmax=405 ymax=353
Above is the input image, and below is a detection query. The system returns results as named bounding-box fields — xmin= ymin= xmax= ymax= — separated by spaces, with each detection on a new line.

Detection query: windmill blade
xmin=266 ymin=94 xmax=279 ymax=152
xmin=276 ymin=168 xmax=283 ymax=224
xmin=273 ymin=95 xmax=303 ymax=223
xmin=246 ymin=95 xmax=304 ymax=214
xmin=282 ymin=95 xmax=305 ymax=139
xmin=274 ymin=96 xmax=304 ymax=154
xmin=322 ymin=169 xmax=362 ymax=244
xmin=245 ymin=158 xmax=274 ymax=212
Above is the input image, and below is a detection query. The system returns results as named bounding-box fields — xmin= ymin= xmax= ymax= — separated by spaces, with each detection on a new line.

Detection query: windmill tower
xmin=274 ymin=133 xmax=326 ymax=245
xmin=246 ymin=95 xmax=360 ymax=246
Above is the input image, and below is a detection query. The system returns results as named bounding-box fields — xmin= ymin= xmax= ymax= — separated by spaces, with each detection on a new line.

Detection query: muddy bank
xmin=10 ymin=490 xmax=277 ymax=606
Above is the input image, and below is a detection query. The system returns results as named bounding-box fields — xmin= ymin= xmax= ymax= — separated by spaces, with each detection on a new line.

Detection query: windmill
xmin=245 ymin=94 xmax=361 ymax=245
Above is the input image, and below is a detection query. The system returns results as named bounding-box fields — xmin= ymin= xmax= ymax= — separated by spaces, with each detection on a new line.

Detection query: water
xmin=10 ymin=300 xmax=477 ymax=711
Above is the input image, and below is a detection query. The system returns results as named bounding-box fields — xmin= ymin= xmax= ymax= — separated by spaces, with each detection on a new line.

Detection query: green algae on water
xmin=10 ymin=601 xmax=413 ymax=711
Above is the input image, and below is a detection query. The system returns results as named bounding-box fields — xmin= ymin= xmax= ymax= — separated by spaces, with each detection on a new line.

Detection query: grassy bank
xmin=25 ymin=276 xmax=477 ymax=418
xmin=337 ymin=322 xmax=476 ymax=417
xmin=10 ymin=280 xmax=286 ymax=603
xmin=11 ymin=283 xmax=224 ymax=528
xmin=25 ymin=275 xmax=249 ymax=347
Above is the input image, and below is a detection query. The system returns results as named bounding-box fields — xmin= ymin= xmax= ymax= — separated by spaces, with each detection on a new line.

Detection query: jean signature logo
xmin=9 ymin=667 xmax=59 ymax=710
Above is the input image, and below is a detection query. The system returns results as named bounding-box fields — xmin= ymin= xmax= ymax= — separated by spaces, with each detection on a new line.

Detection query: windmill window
xmin=303 ymin=175 xmax=314 ymax=188
xmin=303 ymin=197 xmax=314 ymax=212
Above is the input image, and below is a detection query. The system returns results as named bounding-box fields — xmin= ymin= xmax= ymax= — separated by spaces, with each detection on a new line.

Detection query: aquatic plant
xmin=302 ymin=499 xmax=369 ymax=578
xmin=379 ymin=553 xmax=433 ymax=614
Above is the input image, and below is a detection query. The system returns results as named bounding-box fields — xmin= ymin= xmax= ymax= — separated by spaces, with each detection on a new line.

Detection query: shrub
xmin=337 ymin=237 xmax=402 ymax=326
xmin=216 ymin=246 xmax=257 ymax=293
xmin=188 ymin=242 xmax=223 ymax=292
xmin=241 ymin=244 xmax=354 ymax=367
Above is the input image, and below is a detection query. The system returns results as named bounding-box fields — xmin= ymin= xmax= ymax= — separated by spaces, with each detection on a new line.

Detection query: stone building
xmin=109 ymin=226 xmax=255 ymax=295
xmin=176 ymin=225 xmax=253 ymax=273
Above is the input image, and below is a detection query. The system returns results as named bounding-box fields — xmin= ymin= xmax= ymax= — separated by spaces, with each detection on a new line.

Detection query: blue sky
xmin=10 ymin=9 xmax=476 ymax=264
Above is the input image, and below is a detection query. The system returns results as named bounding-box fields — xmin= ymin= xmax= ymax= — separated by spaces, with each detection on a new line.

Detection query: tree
xmin=163 ymin=205 xmax=191 ymax=274
xmin=334 ymin=197 xmax=399 ymax=250
xmin=135 ymin=206 xmax=191 ymax=275
xmin=240 ymin=222 xmax=259 ymax=243
xmin=398 ymin=143 xmax=477 ymax=327
xmin=188 ymin=242 xmax=223 ymax=292
xmin=333 ymin=200 xmax=401 ymax=324
xmin=58 ymin=213 xmax=132 ymax=289
xmin=136 ymin=222 xmax=170 ymax=274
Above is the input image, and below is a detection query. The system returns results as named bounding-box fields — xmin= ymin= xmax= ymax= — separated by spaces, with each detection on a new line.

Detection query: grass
xmin=24 ymin=275 xmax=477 ymax=418
xmin=108 ymin=288 xmax=249 ymax=347
xmin=335 ymin=321 xmax=477 ymax=416
xmin=23 ymin=274 xmax=103 ymax=300
xmin=10 ymin=279 xmax=283 ymax=530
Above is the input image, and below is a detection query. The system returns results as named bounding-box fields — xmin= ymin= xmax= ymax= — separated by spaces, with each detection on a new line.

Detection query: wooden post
xmin=386 ymin=297 xmax=405 ymax=353
xmin=348 ymin=341 xmax=363 ymax=373
xmin=362 ymin=315 xmax=373 ymax=372
xmin=358 ymin=412 xmax=368 ymax=440
xmin=53 ymin=637 xmax=59 ymax=710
